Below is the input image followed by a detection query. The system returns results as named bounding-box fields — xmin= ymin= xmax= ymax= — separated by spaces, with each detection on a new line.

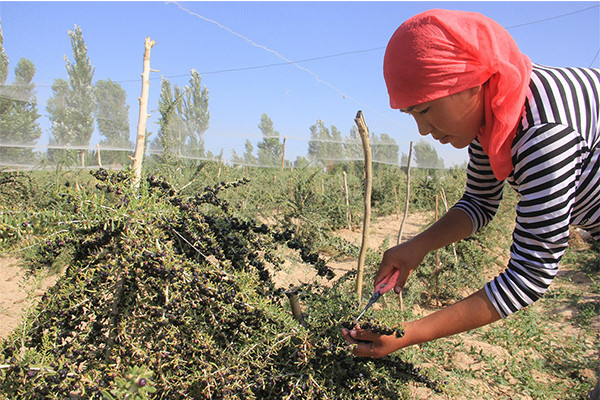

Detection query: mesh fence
xmin=1 ymin=2 xmax=597 ymax=172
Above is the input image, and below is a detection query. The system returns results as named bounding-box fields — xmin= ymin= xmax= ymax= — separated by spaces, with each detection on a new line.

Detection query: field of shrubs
xmin=0 ymin=159 xmax=598 ymax=399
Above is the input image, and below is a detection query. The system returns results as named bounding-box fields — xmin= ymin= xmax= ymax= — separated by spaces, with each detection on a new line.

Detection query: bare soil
xmin=271 ymin=212 xmax=432 ymax=288
xmin=0 ymin=257 xmax=57 ymax=339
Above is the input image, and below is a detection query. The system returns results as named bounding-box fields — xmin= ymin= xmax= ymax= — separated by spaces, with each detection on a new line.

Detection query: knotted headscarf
xmin=383 ymin=9 xmax=532 ymax=180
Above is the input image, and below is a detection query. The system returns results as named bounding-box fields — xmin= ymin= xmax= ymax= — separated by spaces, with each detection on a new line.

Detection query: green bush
xmin=0 ymin=168 xmax=441 ymax=399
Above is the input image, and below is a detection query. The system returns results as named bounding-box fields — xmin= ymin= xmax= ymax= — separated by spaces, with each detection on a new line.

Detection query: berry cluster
xmin=90 ymin=168 xmax=130 ymax=195
xmin=340 ymin=318 xmax=406 ymax=338
xmin=0 ymin=168 xmax=443 ymax=398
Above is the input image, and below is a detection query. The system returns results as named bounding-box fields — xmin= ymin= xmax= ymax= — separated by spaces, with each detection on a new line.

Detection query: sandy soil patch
xmin=0 ymin=256 xmax=57 ymax=339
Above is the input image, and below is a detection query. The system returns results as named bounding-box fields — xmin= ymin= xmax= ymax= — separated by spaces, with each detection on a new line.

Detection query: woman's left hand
xmin=341 ymin=326 xmax=403 ymax=358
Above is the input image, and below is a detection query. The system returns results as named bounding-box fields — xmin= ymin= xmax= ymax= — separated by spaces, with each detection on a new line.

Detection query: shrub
xmin=0 ymin=168 xmax=441 ymax=399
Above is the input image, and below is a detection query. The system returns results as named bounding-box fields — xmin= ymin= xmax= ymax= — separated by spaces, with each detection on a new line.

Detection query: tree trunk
xmin=132 ymin=37 xmax=156 ymax=188
xmin=281 ymin=136 xmax=287 ymax=170
xmin=96 ymin=144 xmax=102 ymax=168
xmin=343 ymin=171 xmax=352 ymax=231
xmin=396 ymin=141 xmax=413 ymax=311
xmin=354 ymin=110 xmax=373 ymax=303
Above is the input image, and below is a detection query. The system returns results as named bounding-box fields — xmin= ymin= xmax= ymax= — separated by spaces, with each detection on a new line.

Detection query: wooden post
xmin=285 ymin=291 xmax=306 ymax=327
xmin=343 ymin=171 xmax=352 ymax=231
xmin=431 ymin=188 xmax=458 ymax=308
xmin=354 ymin=110 xmax=373 ymax=303
xmin=132 ymin=37 xmax=156 ymax=188
xmin=432 ymin=194 xmax=442 ymax=307
xmin=393 ymin=185 xmax=400 ymax=220
xmin=281 ymin=136 xmax=287 ymax=170
xmin=397 ymin=141 xmax=413 ymax=245
xmin=440 ymin=188 xmax=459 ymax=264
xmin=96 ymin=144 xmax=102 ymax=168
xmin=396 ymin=141 xmax=413 ymax=311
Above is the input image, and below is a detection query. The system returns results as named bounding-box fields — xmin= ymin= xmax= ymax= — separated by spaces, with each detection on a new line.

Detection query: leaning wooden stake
xmin=396 ymin=141 xmax=413 ymax=311
xmin=440 ymin=188 xmax=459 ymax=264
xmin=354 ymin=110 xmax=373 ymax=303
xmin=397 ymin=141 xmax=413 ymax=245
xmin=132 ymin=37 xmax=156 ymax=188
xmin=343 ymin=171 xmax=352 ymax=231
xmin=281 ymin=136 xmax=287 ymax=170
xmin=433 ymin=195 xmax=441 ymax=307
xmin=96 ymin=144 xmax=102 ymax=169
xmin=285 ymin=290 xmax=306 ymax=327
xmin=432 ymin=188 xmax=459 ymax=308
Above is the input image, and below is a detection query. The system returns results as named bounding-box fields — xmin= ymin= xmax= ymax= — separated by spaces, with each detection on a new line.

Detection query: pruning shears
xmin=353 ymin=269 xmax=400 ymax=325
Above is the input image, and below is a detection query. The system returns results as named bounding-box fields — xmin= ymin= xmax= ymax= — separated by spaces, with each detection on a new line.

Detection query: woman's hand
xmin=374 ymin=240 xmax=426 ymax=294
xmin=374 ymin=208 xmax=474 ymax=293
xmin=341 ymin=289 xmax=502 ymax=359
xmin=341 ymin=325 xmax=405 ymax=358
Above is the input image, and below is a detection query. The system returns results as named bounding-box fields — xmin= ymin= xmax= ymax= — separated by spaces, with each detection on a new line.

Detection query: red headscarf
xmin=383 ymin=9 xmax=532 ymax=181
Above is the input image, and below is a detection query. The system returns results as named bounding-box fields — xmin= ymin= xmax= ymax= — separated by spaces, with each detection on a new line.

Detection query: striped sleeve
xmin=452 ymin=139 xmax=505 ymax=234
xmin=485 ymin=123 xmax=583 ymax=318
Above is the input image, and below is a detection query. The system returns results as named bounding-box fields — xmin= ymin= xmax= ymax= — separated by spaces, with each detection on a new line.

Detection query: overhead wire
xmin=164 ymin=1 xmax=599 ymax=138
xmin=503 ymin=4 xmax=599 ymax=29
xmin=160 ymin=3 xmax=600 ymax=79
xmin=18 ymin=4 xmax=599 ymax=89
xmin=168 ymin=1 xmax=401 ymax=127
xmin=1 ymin=3 xmax=598 ymax=168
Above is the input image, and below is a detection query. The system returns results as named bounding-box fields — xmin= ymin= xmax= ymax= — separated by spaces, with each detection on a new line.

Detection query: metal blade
xmin=353 ymin=292 xmax=381 ymax=324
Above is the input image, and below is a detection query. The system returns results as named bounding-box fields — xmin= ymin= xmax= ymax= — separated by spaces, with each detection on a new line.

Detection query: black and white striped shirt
xmin=453 ymin=64 xmax=600 ymax=318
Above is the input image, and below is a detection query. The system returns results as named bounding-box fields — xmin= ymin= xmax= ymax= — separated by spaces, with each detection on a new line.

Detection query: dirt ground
xmin=0 ymin=257 xmax=57 ymax=340
xmin=271 ymin=212 xmax=431 ymax=289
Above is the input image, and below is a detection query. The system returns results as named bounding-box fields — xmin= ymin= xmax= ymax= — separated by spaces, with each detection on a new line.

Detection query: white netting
xmin=0 ymin=2 xmax=597 ymax=171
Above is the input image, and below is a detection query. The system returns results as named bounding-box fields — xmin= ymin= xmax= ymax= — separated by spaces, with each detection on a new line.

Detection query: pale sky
xmin=1 ymin=1 xmax=598 ymax=166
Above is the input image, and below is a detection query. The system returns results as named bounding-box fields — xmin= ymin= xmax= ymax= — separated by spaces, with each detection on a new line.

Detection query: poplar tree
xmin=256 ymin=113 xmax=282 ymax=167
xmin=242 ymin=139 xmax=256 ymax=166
xmin=413 ymin=138 xmax=444 ymax=170
xmin=156 ymin=70 xmax=209 ymax=159
xmin=0 ymin=21 xmax=8 ymax=84
xmin=230 ymin=148 xmax=243 ymax=165
xmin=0 ymin=22 xmax=41 ymax=165
xmin=181 ymin=69 xmax=209 ymax=158
xmin=47 ymin=25 xmax=95 ymax=166
xmin=94 ymin=79 xmax=131 ymax=166
xmin=372 ymin=133 xmax=398 ymax=165
xmin=156 ymin=78 xmax=184 ymax=158
xmin=307 ymin=120 xmax=342 ymax=169
xmin=230 ymin=140 xmax=257 ymax=166
xmin=343 ymin=126 xmax=363 ymax=161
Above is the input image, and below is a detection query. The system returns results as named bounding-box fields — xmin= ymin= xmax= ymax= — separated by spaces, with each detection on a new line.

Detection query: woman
xmin=341 ymin=8 xmax=599 ymax=396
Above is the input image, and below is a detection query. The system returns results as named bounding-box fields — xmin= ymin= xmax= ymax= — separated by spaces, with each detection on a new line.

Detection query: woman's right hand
xmin=375 ymin=208 xmax=474 ymax=292
xmin=373 ymin=240 xmax=426 ymax=293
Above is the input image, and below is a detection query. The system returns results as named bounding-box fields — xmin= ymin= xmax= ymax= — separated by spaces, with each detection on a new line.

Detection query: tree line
xmin=0 ymin=22 xmax=446 ymax=170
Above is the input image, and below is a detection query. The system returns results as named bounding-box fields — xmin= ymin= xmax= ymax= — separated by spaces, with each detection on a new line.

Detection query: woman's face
xmin=400 ymin=86 xmax=485 ymax=149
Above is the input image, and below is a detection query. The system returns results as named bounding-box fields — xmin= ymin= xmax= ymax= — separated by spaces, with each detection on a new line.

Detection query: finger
xmin=373 ymin=264 xmax=395 ymax=288
xmin=393 ymin=269 xmax=412 ymax=293
xmin=351 ymin=341 xmax=376 ymax=358
xmin=341 ymin=328 xmax=361 ymax=345
xmin=350 ymin=328 xmax=380 ymax=342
